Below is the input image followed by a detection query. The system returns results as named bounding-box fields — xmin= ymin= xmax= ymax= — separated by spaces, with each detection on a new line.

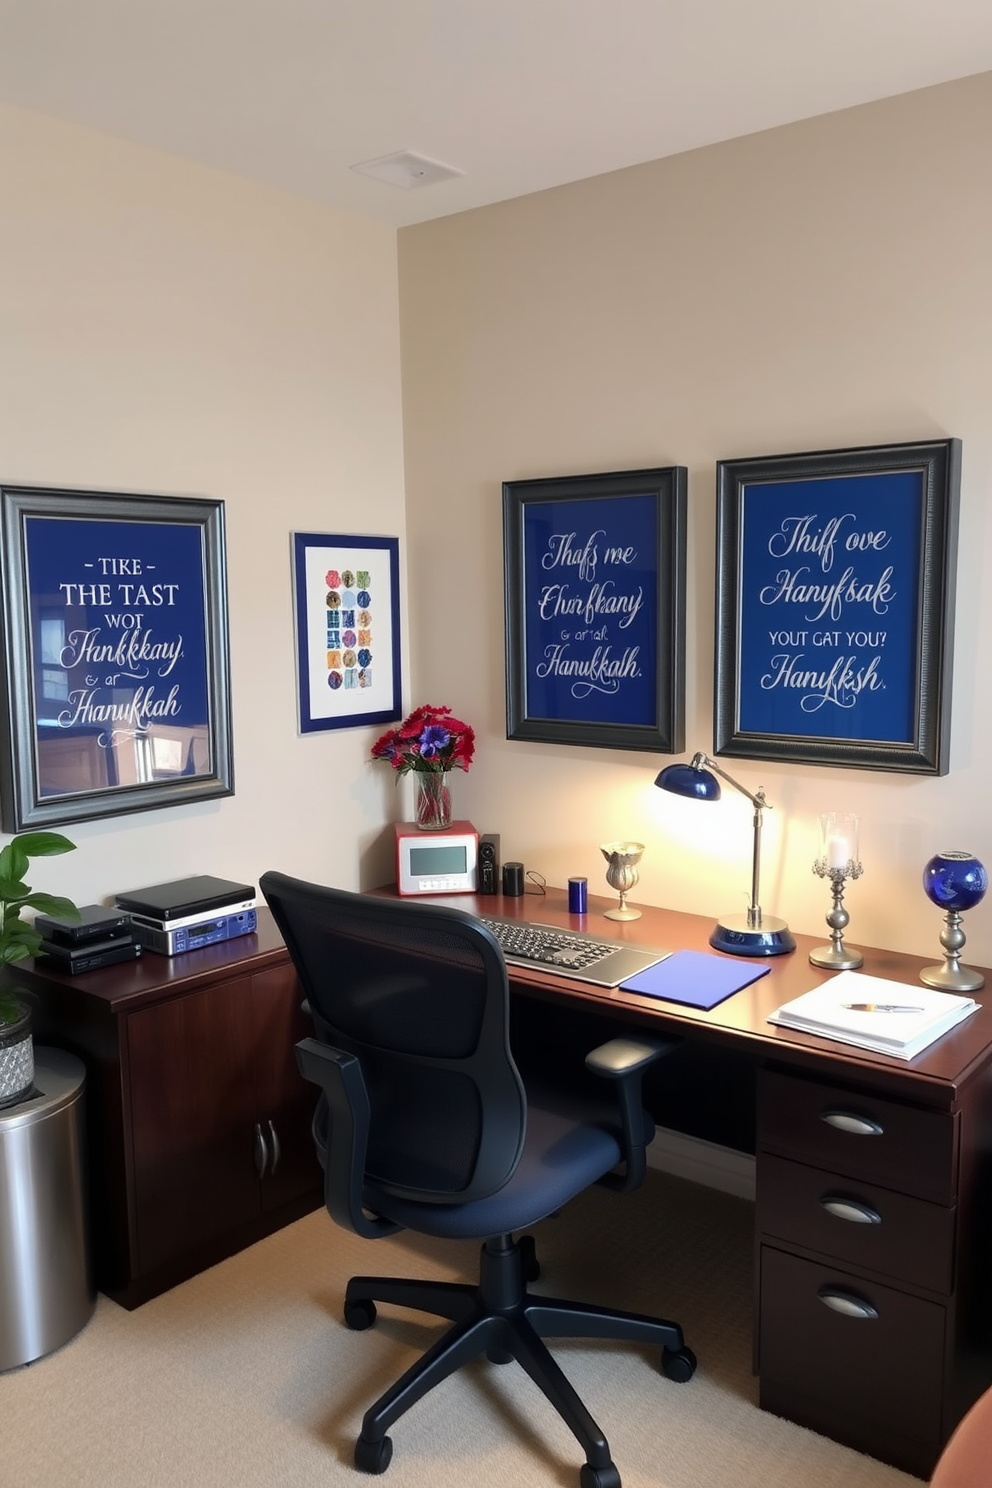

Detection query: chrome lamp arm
xmin=688 ymin=753 xmax=770 ymax=927
xmin=655 ymin=749 xmax=792 ymax=956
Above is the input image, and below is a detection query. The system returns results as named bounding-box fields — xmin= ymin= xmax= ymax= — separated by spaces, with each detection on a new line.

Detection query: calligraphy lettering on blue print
xmin=25 ymin=517 xmax=210 ymax=792
xmin=523 ymin=494 xmax=658 ymax=726
xmin=737 ymin=471 xmax=924 ymax=744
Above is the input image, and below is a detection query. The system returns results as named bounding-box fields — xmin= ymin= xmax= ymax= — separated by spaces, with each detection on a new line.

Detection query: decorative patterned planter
xmin=0 ymin=997 xmax=34 ymax=1108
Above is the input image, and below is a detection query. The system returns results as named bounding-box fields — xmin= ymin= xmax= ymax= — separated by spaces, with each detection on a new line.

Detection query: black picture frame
xmin=714 ymin=439 xmax=961 ymax=775
xmin=503 ymin=467 xmax=686 ymax=754
xmin=0 ymin=483 xmax=234 ymax=830
xmin=291 ymin=531 xmax=402 ymax=734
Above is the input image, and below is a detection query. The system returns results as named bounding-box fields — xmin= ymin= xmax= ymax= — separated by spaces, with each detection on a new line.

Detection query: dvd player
xmin=115 ymin=875 xmax=256 ymax=922
xmin=38 ymin=937 xmax=142 ymax=975
xmin=35 ymin=903 xmax=133 ymax=946
xmin=122 ymin=896 xmax=256 ymax=933
xmin=128 ymin=907 xmax=257 ymax=956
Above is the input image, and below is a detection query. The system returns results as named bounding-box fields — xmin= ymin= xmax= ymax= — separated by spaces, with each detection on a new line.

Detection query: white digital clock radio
xmin=394 ymin=820 xmax=479 ymax=895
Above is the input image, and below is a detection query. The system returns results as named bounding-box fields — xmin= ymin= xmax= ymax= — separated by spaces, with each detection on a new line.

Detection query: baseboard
xmin=647 ymin=1126 xmax=756 ymax=1201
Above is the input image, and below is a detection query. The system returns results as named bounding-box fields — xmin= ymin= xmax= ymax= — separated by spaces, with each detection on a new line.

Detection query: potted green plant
xmin=0 ymin=830 xmax=81 ymax=1107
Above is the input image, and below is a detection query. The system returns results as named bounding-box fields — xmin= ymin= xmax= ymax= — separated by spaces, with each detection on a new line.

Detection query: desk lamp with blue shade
xmin=655 ymin=751 xmax=796 ymax=957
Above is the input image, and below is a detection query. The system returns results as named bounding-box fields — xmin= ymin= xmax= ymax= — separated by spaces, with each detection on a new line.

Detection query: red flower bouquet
xmin=371 ymin=704 xmax=475 ymax=778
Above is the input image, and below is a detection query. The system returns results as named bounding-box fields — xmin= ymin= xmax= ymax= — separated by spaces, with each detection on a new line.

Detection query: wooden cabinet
xmin=20 ymin=913 xmax=321 ymax=1308
xmin=756 ymin=1066 xmax=981 ymax=1478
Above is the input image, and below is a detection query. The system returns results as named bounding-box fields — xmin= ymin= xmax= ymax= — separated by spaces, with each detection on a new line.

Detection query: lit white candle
xmin=828 ymin=834 xmax=850 ymax=870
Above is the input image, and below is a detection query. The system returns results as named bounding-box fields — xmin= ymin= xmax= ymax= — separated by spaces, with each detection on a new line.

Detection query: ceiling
xmin=1 ymin=0 xmax=992 ymax=228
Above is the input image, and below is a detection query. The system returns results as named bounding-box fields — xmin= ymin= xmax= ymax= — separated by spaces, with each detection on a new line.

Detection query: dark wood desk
xmin=389 ymin=883 xmax=992 ymax=1480
xmin=19 ymin=890 xmax=992 ymax=1477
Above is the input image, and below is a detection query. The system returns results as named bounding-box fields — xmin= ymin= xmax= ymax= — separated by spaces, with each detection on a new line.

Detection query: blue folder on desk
xmin=619 ymin=949 xmax=771 ymax=1009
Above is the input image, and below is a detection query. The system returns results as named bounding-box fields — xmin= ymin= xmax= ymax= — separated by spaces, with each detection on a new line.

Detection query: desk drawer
xmin=759 ymin=1245 xmax=946 ymax=1446
xmin=759 ymin=1069 xmax=956 ymax=1203
xmin=758 ymin=1152 xmax=955 ymax=1293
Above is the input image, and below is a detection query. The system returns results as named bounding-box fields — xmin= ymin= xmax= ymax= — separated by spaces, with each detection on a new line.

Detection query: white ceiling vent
xmin=349 ymin=150 xmax=463 ymax=190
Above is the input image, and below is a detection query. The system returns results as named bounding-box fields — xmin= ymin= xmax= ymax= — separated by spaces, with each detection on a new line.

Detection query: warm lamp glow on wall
xmin=655 ymin=752 xmax=795 ymax=957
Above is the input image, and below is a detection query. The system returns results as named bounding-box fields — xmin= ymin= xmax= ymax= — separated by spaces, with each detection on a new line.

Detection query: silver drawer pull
xmin=820 ymin=1195 xmax=882 ymax=1225
xmin=254 ymin=1122 xmax=268 ymax=1178
xmin=821 ymin=1110 xmax=884 ymax=1137
xmin=817 ymin=1287 xmax=879 ymax=1320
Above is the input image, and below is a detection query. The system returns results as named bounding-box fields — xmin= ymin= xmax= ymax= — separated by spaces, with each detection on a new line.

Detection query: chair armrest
xmin=296 ymin=1037 xmax=401 ymax=1240
xmin=585 ymin=1036 xmax=674 ymax=1079
xmin=585 ymin=1036 xmax=678 ymax=1193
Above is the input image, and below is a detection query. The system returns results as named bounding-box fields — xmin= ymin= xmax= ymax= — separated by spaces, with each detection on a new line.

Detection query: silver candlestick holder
xmin=809 ymin=812 xmax=864 ymax=970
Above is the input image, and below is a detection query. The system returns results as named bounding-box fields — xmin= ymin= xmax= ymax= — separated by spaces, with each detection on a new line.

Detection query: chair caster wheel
xmin=661 ymin=1344 xmax=697 ymax=1382
xmin=579 ymin=1461 xmax=621 ymax=1488
xmin=355 ymin=1433 xmax=393 ymax=1474
xmin=344 ymin=1298 xmax=377 ymax=1331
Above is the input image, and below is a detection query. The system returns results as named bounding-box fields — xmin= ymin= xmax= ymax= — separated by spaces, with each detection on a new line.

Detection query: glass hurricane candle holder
xmin=920 ymin=851 xmax=987 ymax=992
xmin=809 ymin=812 xmax=864 ymax=970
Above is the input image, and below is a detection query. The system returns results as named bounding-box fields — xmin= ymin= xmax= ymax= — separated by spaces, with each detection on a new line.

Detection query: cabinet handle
xmin=817 ymin=1287 xmax=879 ymax=1320
xmin=820 ymin=1195 xmax=882 ymax=1225
xmin=254 ymin=1122 xmax=268 ymax=1178
xmin=267 ymin=1119 xmax=281 ymax=1176
xmin=820 ymin=1110 xmax=884 ymax=1137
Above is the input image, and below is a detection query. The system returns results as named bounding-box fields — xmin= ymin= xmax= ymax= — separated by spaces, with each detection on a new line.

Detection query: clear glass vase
xmin=414 ymin=771 xmax=452 ymax=831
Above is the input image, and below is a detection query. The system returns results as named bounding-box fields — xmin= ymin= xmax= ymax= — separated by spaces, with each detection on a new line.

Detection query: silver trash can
xmin=0 ymin=1046 xmax=95 ymax=1370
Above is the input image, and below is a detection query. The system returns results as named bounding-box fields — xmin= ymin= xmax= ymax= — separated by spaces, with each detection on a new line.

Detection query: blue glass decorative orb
xmin=922 ymin=851 xmax=988 ymax=912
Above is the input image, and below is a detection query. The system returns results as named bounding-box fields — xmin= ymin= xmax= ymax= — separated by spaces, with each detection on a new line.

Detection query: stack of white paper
xmin=768 ymin=969 xmax=979 ymax=1060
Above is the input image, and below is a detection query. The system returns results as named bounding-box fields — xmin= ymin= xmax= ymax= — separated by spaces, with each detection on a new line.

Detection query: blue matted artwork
xmin=292 ymin=531 xmax=401 ymax=734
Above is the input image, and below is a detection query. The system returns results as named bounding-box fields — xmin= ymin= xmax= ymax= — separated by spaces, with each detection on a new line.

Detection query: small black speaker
xmin=479 ymin=833 xmax=500 ymax=895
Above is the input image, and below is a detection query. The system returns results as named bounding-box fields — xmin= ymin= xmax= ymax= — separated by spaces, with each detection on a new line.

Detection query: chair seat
xmin=365 ymin=1096 xmax=625 ymax=1239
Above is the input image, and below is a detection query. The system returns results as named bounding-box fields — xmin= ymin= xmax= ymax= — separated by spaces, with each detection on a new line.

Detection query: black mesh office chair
xmin=260 ymin=872 xmax=696 ymax=1488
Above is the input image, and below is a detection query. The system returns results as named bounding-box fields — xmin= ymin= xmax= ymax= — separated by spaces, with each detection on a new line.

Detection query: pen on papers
xmin=841 ymin=1002 xmax=925 ymax=1013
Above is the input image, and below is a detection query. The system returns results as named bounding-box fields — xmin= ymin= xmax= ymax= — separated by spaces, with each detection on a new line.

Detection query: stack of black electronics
xmin=114 ymin=875 xmax=257 ymax=956
xmin=36 ymin=904 xmax=142 ymax=975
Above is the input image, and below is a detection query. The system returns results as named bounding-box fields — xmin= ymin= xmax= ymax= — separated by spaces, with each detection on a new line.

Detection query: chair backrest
xmin=260 ymin=872 xmax=528 ymax=1205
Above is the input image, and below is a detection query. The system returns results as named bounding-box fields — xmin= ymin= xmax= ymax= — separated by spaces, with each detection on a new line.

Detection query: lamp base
xmin=709 ymin=913 xmax=795 ymax=958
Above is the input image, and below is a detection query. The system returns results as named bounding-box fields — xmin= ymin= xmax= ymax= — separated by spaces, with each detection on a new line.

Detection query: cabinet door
xmin=127 ymin=976 xmax=261 ymax=1275
xmin=251 ymin=964 xmax=322 ymax=1213
xmin=759 ymin=1244 xmax=946 ymax=1474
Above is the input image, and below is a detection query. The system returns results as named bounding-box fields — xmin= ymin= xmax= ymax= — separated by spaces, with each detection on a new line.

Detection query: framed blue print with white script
xmin=0 ymin=484 xmax=233 ymax=831
xmin=503 ymin=468 xmax=686 ymax=753
xmin=714 ymin=439 xmax=961 ymax=774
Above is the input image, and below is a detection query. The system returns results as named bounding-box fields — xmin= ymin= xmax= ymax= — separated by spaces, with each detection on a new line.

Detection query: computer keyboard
xmin=479 ymin=914 xmax=671 ymax=989
xmin=481 ymin=917 xmax=618 ymax=971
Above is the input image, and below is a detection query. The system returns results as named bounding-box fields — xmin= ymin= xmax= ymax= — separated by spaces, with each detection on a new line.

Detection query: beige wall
xmin=0 ymin=101 xmax=408 ymax=904
xmin=398 ymin=72 xmax=992 ymax=963
xmin=4 ymin=73 xmax=991 ymax=967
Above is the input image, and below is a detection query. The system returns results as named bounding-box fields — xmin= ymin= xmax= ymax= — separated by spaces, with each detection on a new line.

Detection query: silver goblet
xmin=600 ymin=841 xmax=644 ymax=922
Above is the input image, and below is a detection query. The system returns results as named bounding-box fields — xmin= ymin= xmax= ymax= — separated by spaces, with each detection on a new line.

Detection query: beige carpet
xmin=2 ymin=1171 xmax=919 ymax=1488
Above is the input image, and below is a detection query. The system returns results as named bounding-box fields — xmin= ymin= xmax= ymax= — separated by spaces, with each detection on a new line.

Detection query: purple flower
xmin=418 ymin=725 xmax=451 ymax=759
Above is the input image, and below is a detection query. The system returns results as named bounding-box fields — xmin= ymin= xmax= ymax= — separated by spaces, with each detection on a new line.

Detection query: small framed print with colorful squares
xmin=291 ymin=532 xmax=402 ymax=733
